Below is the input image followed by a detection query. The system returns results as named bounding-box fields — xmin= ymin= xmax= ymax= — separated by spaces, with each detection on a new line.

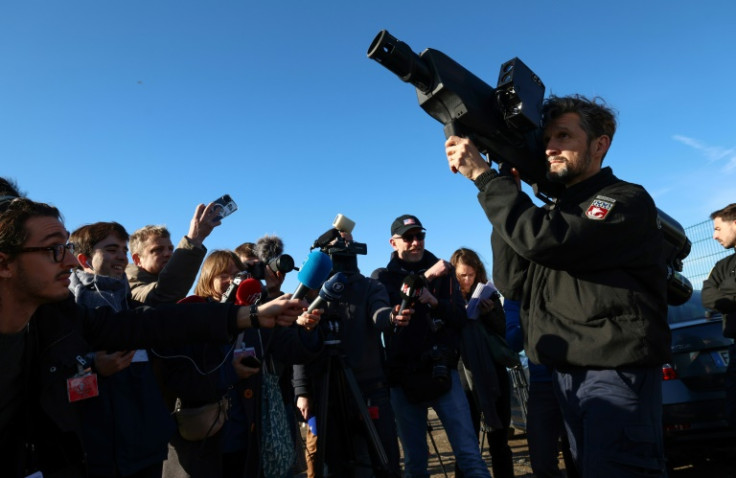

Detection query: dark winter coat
xmin=483 ymin=167 xmax=671 ymax=368
xmin=1 ymin=296 xmax=237 ymax=478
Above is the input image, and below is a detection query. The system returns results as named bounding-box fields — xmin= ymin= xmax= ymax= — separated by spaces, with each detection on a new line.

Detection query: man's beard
xmin=546 ymin=148 xmax=593 ymax=184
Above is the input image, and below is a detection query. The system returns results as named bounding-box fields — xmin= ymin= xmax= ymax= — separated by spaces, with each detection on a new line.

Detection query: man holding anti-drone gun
xmin=293 ymin=214 xmax=401 ymax=478
xmin=368 ymin=31 xmax=691 ymax=478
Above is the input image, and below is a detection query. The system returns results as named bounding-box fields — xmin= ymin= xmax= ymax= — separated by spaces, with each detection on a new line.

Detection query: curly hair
xmin=542 ymin=95 xmax=618 ymax=161
xmin=0 ymin=177 xmax=62 ymax=258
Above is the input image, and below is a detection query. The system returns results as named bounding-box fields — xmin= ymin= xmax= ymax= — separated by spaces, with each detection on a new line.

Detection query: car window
xmin=671 ymin=322 xmax=730 ymax=352
xmin=667 ymin=290 xmax=718 ymax=325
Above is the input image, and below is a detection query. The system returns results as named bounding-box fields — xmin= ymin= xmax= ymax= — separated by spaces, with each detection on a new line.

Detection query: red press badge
xmin=67 ymin=354 xmax=99 ymax=402
xmin=67 ymin=372 xmax=99 ymax=402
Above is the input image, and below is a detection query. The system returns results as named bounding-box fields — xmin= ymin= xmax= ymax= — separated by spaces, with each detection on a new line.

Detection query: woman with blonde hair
xmin=159 ymin=250 xmax=322 ymax=478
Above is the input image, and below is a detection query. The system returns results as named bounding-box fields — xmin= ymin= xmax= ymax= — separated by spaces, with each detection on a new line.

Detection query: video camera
xmin=312 ymin=214 xmax=367 ymax=274
xmin=244 ymin=254 xmax=296 ymax=281
xmin=367 ymin=29 xmax=693 ymax=305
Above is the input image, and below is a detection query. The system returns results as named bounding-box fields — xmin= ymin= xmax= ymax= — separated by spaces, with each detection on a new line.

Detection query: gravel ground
xmin=297 ymin=408 xmax=736 ymax=477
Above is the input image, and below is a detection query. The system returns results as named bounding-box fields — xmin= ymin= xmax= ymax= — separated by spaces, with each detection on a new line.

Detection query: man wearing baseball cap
xmin=372 ymin=215 xmax=490 ymax=478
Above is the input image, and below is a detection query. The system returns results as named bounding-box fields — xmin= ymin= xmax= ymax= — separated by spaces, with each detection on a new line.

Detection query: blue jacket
xmin=504 ymin=298 xmax=552 ymax=383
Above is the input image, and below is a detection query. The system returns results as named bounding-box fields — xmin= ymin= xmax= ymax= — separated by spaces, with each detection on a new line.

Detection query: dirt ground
xmin=298 ymin=408 xmax=736 ymax=477
xmin=424 ymin=409 xmax=736 ymax=478
xmin=425 ymin=409 xmax=536 ymax=478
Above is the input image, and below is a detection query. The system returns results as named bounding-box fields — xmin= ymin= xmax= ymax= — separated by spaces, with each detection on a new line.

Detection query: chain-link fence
xmin=681 ymin=219 xmax=732 ymax=290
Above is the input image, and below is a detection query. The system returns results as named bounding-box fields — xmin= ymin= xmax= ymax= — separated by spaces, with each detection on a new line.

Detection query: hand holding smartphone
xmin=212 ymin=194 xmax=238 ymax=220
xmin=235 ymin=346 xmax=261 ymax=368
xmin=240 ymin=355 xmax=262 ymax=368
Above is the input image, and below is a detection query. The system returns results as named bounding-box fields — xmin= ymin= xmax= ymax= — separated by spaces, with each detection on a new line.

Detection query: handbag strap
xmin=256 ymin=330 xmax=278 ymax=375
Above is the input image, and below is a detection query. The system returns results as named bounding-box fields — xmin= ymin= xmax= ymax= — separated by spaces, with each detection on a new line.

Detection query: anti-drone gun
xmin=367 ymin=29 xmax=693 ymax=305
xmin=367 ymin=29 xmax=561 ymax=202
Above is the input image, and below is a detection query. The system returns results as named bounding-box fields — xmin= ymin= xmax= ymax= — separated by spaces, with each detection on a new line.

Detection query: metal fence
xmin=681 ymin=219 xmax=732 ymax=290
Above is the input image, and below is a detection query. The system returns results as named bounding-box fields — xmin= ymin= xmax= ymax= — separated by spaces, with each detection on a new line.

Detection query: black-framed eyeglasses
xmin=399 ymin=232 xmax=426 ymax=243
xmin=16 ymin=243 xmax=75 ymax=263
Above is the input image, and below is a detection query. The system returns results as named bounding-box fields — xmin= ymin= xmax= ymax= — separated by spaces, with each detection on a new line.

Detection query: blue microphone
xmin=307 ymin=272 xmax=347 ymax=313
xmin=292 ymin=250 xmax=333 ymax=300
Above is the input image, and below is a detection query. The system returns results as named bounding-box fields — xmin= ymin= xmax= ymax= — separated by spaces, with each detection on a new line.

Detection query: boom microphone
xmin=307 ymin=272 xmax=347 ymax=313
xmin=292 ymin=250 xmax=333 ymax=300
xmin=234 ymin=278 xmax=263 ymax=306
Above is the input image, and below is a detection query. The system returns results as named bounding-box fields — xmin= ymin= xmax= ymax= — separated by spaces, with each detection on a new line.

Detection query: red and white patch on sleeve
xmin=585 ymin=195 xmax=616 ymax=221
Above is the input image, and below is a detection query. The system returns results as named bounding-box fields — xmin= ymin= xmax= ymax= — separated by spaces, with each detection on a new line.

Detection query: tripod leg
xmin=426 ymin=420 xmax=449 ymax=478
xmin=337 ymin=355 xmax=390 ymax=470
xmin=479 ymin=412 xmax=487 ymax=457
xmin=314 ymin=356 xmax=332 ymax=478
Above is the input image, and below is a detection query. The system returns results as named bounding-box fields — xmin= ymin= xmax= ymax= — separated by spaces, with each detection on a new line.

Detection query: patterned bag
xmin=261 ymin=357 xmax=295 ymax=478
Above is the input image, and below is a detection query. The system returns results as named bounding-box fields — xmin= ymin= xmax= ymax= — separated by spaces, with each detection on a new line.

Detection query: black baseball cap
xmin=391 ymin=214 xmax=425 ymax=236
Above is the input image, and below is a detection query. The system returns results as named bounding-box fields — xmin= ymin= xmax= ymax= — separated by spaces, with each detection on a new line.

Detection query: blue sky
xmin=2 ymin=1 xmax=734 ymax=293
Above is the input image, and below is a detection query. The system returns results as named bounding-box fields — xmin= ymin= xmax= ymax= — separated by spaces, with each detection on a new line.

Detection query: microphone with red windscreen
xmin=399 ymin=273 xmax=426 ymax=314
xmin=234 ymin=278 xmax=263 ymax=306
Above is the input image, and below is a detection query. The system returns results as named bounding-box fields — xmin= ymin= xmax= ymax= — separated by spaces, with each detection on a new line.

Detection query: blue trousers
xmin=553 ymin=367 xmax=666 ymax=478
xmin=390 ymin=370 xmax=491 ymax=478
xmin=526 ymin=380 xmax=576 ymax=478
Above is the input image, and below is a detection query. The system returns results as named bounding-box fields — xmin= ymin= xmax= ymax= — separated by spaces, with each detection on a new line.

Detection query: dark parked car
xmin=662 ymin=290 xmax=735 ymax=458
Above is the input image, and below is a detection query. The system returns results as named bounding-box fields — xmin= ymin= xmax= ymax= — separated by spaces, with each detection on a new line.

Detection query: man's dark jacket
xmin=371 ymin=250 xmax=467 ymax=385
xmin=484 ymin=167 xmax=671 ymax=368
xmin=702 ymin=252 xmax=736 ymax=337
xmin=2 ymin=296 xmax=238 ymax=478
xmin=293 ymin=272 xmax=393 ymax=398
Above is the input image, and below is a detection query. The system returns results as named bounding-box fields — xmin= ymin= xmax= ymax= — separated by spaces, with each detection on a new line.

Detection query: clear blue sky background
xmin=2 ymin=1 xmax=734 ymax=293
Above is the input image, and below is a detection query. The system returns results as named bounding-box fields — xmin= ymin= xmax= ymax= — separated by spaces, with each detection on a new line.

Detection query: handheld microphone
xmin=399 ymin=273 xmax=426 ymax=314
xmin=234 ymin=278 xmax=263 ymax=306
xmin=293 ymin=250 xmax=333 ymax=300
xmin=307 ymin=272 xmax=347 ymax=313
xmin=220 ymin=271 xmax=251 ymax=303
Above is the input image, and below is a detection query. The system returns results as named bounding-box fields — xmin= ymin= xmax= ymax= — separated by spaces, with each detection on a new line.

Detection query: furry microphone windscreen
xmin=254 ymin=235 xmax=284 ymax=263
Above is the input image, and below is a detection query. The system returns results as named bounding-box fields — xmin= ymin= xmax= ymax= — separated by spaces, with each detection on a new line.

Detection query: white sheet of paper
xmin=466 ymin=282 xmax=497 ymax=320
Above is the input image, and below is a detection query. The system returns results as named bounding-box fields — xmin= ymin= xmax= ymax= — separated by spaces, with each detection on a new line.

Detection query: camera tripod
xmin=313 ymin=327 xmax=391 ymax=478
